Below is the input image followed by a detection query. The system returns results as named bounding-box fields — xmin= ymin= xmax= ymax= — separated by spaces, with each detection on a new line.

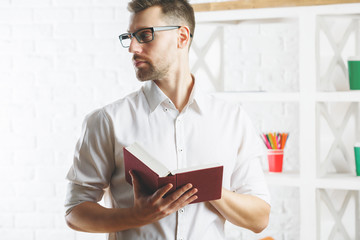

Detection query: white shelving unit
xmin=316 ymin=174 xmax=360 ymax=190
xmin=191 ymin=3 xmax=360 ymax=240
xmin=264 ymin=172 xmax=301 ymax=187
xmin=213 ymin=92 xmax=301 ymax=102
xmin=316 ymin=91 xmax=360 ymax=102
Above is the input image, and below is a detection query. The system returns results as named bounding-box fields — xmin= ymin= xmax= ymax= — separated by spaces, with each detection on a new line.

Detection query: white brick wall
xmin=1 ymin=1 xmax=299 ymax=240
xmin=223 ymin=19 xmax=299 ymax=92
xmin=0 ymin=1 xmax=134 ymax=239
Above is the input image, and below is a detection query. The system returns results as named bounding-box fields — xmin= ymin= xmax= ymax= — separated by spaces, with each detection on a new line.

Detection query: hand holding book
xmin=128 ymin=170 xmax=198 ymax=226
xmin=123 ymin=143 xmax=223 ymax=204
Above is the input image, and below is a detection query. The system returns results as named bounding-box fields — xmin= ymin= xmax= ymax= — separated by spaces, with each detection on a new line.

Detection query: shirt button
xmin=163 ymin=108 xmax=168 ymax=112
xmin=179 ymin=208 xmax=185 ymax=213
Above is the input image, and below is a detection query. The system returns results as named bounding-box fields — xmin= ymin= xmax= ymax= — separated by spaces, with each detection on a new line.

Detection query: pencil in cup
xmin=261 ymin=132 xmax=289 ymax=172
xmin=261 ymin=132 xmax=289 ymax=150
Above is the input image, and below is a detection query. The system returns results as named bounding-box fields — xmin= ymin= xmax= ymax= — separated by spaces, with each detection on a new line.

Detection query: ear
xmin=177 ymin=26 xmax=191 ymax=49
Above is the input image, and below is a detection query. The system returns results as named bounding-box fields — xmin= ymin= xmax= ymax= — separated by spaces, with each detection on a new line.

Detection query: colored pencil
xmin=262 ymin=132 xmax=289 ymax=150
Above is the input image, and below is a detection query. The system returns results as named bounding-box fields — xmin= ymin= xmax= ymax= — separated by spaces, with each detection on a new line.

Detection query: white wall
xmin=0 ymin=1 xmax=299 ymax=239
xmin=0 ymin=1 xmax=138 ymax=239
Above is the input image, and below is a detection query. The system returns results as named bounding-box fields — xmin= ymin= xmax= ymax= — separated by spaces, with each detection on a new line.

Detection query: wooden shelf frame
xmin=192 ymin=0 xmax=360 ymax=12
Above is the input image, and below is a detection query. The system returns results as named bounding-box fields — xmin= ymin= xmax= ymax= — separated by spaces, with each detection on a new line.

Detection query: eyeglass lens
xmin=120 ymin=28 xmax=154 ymax=47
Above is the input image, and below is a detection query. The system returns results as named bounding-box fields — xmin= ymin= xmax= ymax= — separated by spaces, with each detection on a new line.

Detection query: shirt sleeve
xmin=230 ymin=107 xmax=271 ymax=205
xmin=65 ymin=108 xmax=115 ymax=215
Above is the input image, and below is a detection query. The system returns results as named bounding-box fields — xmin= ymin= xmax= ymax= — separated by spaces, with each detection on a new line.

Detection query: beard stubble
xmin=133 ymin=54 xmax=170 ymax=82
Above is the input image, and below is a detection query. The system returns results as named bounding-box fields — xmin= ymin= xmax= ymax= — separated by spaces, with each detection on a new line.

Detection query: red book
xmin=123 ymin=143 xmax=223 ymax=204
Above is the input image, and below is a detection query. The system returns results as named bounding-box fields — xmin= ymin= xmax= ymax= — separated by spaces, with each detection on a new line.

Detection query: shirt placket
xmin=175 ymin=113 xmax=187 ymax=240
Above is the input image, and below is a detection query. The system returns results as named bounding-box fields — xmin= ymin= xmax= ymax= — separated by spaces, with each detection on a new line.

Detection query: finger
xmin=180 ymin=187 xmax=198 ymax=204
xmin=129 ymin=170 xmax=142 ymax=198
xmin=178 ymin=187 xmax=198 ymax=203
xmin=162 ymin=183 xmax=194 ymax=205
xmin=181 ymin=195 xmax=198 ymax=206
xmin=170 ymin=188 xmax=198 ymax=209
xmin=151 ymin=183 xmax=173 ymax=202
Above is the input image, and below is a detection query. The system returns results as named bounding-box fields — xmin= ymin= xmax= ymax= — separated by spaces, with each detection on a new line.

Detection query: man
xmin=65 ymin=0 xmax=271 ymax=239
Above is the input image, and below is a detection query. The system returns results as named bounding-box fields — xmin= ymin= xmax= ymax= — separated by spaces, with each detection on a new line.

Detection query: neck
xmin=154 ymin=68 xmax=193 ymax=113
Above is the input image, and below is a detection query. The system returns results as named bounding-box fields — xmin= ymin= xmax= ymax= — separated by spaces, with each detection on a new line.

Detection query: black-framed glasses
xmin=119 ymin=26 xmax=193 ymax=48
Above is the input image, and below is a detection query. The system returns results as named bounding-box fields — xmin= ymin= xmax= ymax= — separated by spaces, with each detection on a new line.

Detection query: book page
xmin=127 ymin=143 xmax=170 ymax=177
xmin=170 ymin=163 xmax=222 ymax=175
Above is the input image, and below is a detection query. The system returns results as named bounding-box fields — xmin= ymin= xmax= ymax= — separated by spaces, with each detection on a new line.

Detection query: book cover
xmin=123 ymin=143 xmax=223 ymax=203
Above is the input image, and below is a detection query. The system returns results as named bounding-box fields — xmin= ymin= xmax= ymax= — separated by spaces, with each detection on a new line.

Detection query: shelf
xmin=264 ymin=172 xmax=360 ymax=190
xmin=192 ymin=0 xmax=360 ymax=12
xmin=264 ymin=172 xmax=300 ymax=187
xmin=194 ymin=3 xmax=360 ymax=23
xmin=316 ymin=174 xmax=360 ymax=190
xmin=213 ymin=92 xmax=300 ymax=102
xmin=210 ymin=90 xmax=360 ymax=103
xmin=316 ymin=91 xmax=360 ymax=102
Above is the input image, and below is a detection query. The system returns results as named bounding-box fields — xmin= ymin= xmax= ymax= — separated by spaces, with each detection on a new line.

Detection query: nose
xmin=128 ymin=37 xmax=142 ymax=54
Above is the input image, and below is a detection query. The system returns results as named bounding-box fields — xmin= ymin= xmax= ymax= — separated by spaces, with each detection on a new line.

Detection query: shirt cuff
xmin=64 ymin=182 xmax=104 ymax=215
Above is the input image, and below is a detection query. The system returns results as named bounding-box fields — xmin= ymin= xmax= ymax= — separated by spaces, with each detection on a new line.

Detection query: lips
xmin=133 ymin=55 xmax=149 ymax=68
xmin=133 ymin=60 xmax=147 ymax=67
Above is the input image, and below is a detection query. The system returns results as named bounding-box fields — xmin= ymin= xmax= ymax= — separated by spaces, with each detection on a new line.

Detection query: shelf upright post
xmin=298 ymin=9 xmax=318 ymax=240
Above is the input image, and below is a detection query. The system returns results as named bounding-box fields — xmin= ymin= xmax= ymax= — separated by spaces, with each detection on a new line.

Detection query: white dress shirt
xmin=65 ymin=79 xmax=270 ymax=240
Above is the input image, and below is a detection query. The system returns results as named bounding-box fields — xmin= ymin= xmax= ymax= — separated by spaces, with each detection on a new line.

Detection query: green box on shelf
xmin=348 ymin=57 xmax=360 ymax=90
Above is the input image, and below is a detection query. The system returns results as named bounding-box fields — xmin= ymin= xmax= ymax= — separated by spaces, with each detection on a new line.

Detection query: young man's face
xmin=128 ymin=6 xmax=179 ymax=81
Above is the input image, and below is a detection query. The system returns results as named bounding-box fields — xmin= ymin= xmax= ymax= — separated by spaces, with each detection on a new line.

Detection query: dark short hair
xmin=128 ymin=0 xmax=195 ymax=38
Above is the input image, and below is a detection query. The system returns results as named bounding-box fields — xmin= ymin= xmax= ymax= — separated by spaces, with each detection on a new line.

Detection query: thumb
xmin=129 ymin=170 xmax=142 ymax=198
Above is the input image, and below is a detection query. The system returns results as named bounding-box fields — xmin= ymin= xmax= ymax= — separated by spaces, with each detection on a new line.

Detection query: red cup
xmin=267 ymin=149 xmax=284 ymax=172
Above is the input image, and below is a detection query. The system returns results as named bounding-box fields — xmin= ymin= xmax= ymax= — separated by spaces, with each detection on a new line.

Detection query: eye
xmin=137 ymin=29 xmax=153 ymax=42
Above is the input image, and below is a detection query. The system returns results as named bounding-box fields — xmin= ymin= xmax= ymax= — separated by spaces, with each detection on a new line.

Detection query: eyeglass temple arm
xmin=153 ymin=26 xmax=193 ymax=38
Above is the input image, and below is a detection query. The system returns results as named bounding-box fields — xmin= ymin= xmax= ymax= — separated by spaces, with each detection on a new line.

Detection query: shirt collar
xmin=187 ymin=77 xmax=206 ymax=115
xmin=142 ymin=75 xmax=207 ymax=115
xmin=142 ymin=80 xmax=168 ymax=113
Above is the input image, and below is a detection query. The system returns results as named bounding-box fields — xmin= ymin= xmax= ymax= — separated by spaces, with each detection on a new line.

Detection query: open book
xmin=123 ymin=142 xmax=223 ymax=204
